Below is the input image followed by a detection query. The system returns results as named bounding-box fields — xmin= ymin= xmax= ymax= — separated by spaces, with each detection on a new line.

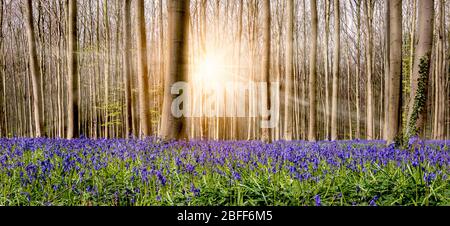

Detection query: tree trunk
xmin=103 ymin=0 xmax=111 ymax=138
xmin=284 ymin=0 xmax=294 ymax=141
xmin=123 ymin=0 xmax=132 ymax=138
xmin=260 ymin=0 xmax=271 ymax=142
xmin=383 ymin=0 xmax=390 ymax=140
xmin=346 ymin=40 xmax=352 ymax=140
xmin=308 ymin=0 xmax=318 ymax=141
xmin=386 ymin=0 xmax=402 ymax=144
xmin=364 ymin=0 xmax=374 ymax=140
xmin=135 ymin=0 xmax=152 ymax=137
xmin=67 ymin=0 xmax=79 ymax=139
xmin=434 ymin=0 xmax=445 ymax=139
xmin=24 ymin=0 xmax=44 ymax=137
xmin=323 ymin=0 xmax=330 ymax=140
xmin=160 ymin=0 xmax=190 ymax=140
xmin=405 ymin=0 xmax=435 ymax=140
xmin=355 ymin=0 xmax=361 ymax=139
xmin=331 ymin=0 xmax=340 ymax=140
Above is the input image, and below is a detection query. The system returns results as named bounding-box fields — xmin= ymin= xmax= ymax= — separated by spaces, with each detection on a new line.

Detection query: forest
xmin=0 ymin=0 xmax=448 ymax=143
xmin=0 ymin=0 xmax=448 ymax=207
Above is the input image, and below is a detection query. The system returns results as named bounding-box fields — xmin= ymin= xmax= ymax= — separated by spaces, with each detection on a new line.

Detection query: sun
xmin=200 ymin=55 xmax=220 ymax=78
xmin=191 ymin=49 xmax=236 ymax=84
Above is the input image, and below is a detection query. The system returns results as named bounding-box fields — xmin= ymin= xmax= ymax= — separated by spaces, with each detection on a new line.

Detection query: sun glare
xmin=193 ymin=54 xmax=225 ymax=82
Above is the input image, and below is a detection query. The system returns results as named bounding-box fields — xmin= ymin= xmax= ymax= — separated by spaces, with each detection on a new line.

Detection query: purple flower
xmin=314 ymin=195 xmax=321 ymax=206
xmin=190 ymin=184 xmax=200 ymax=197
xmin=156 ymin=171 xmax=167 ymax=186
xmin=232 ymin=171 xmax=241 ymax=181
xmin=369 ymin=195 xmax=379 ymax=206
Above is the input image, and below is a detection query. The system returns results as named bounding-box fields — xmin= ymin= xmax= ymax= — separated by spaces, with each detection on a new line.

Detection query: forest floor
xmin=0 ymin=138 xmax=448 ymax=206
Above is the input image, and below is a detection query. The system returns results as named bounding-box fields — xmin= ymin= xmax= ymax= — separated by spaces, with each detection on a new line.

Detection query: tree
xmin=354 ymin=0 xmax=361 ymax=139
xmin=123 ymin=0 xmax=132 ymax=137
xmin=433 ymin=0 xmax=445 ymax=140
xmin=405 ymin=0 xmax=435 ymax=140
xmin=103 ymin=0 xmax=111 ymax=138
xmin=135 ymin=0 xmax=152 ymax=137
xmin=323 ymin=0 xmax=331 ymax=140
xmin=308 ymin=0 xmax=318 ymax=141
xmin=67 ymin=0 xmax=79 ymax=139
xmin=383 ymin=0 xmax=390 ymax=140
xmin=364 ymin=0 xmax=374 ymax=140
xmin=386 ymin=0 xmax=402 ymax=144
xmin=284 ymin=0 xmax=294 ymax=140
xmin=261 ymin=0 xmax=271 ymax=142
xmin=160 ymin=0 xmax=190 ymax=140
xmin=330 ymin=0 xmax=340 ymax=140
xmin=24 ymin=0 xmax=44 ymax=137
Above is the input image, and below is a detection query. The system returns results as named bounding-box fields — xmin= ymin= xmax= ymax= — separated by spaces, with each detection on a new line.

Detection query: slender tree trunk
xmin=383 ymin=0 xmax=390 ymax=140
xmin=409 ymin=0 xmax=417 ymax=83
xmin=386 ymin=0 xmax=402 ymax=144
xmin=123 ymin=0 xmax=132 ymax=138
xmin=405 ymin=0 xmax=435 ymax=140
xmin=135 ymin=0 xmax=152 ymax=137
xmin=346 ymin=41 xmax=352 ymax=140
xmin=67 ymin=0 xmax=79 ymax=139
xmin=331 ymin=0 xmax=340 ymax=140
xmin=308 ymin=0 xmax=318 ymax=141
xmin=103 ymin=1 xmax=111 ymax=138
xmin=435 ymin=0 xmax=445 ymax=139
xmin=24 ymin=0 xmax=44 ymax=137
xmin=355 ymin=0 xmax=361 ymax=139
xmin=364 ymin=0 xmax=374 ymax=140
xmin=260 ymin=0 xmax=271 ymax=142
xmin=234 ymin=0 xmax=243 ymax=140
xmin=283 ymin=0 xmax=294 ymax=140
xmin=301 ymin=0 xmax=307 ymax=140
xmin=323 ymin=0 xmax=330 ymax=140
xmin=159 ymin=0 xmax=165 ymax=136
xmin=160 ymin=0 xmax=190 ymax=140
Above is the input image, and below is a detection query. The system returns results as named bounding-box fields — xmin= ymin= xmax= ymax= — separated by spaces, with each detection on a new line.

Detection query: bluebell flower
xmin=314 ymin=195 xmax=321 ymax=206
xmin=232 ymin=171 xmax=241 ymax=181
xmin=190 ymin=184 xmax=200 ymax=197
xmin=369 ymin=195 xmax=379 ymax=206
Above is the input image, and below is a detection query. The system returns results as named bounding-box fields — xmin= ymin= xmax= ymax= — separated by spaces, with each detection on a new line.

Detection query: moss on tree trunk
xmin=405 ymin=56 xmax=430 ymax=144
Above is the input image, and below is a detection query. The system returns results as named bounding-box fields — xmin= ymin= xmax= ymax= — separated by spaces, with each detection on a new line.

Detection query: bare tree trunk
xmin=24 ymin=0 xmax=44 ymax=137
xmin=0 ymin=0 xmax=4 ymax=137
xmin=434 ymin=0 xmax=445 ymax=139
xmin=234 ymin=0 xmax=243 ymax=140
xmin=331 ymin=0 xmax=340 ymax=140
xmin=308 ymin=0 xmax=318 ymax=141
xmin=323 ymin=0 xmax=330 ymax=140
xmin=103 ymin=0 xmax=111 ymax=138
xmin=284 ymin=0 xmax=294 ymax=140
xmin=437 ymin=0 xmax=445 ymax=139
xmin=386 ymin=0 xmax=402 ymax=144
xmin=123 ymin=0 xmax=132 ymax=138
xmin=355 ymin=0 xmax=361 ymax=139
xmin=159 ymin=0 xmax=165 ymax=136
xmin=67 ymin=0 xmax=79 ymax=139
xmin=364 ymin=0 xmax=374 ymax=140
xmin=135 ymin=0 xmax=152 ymax=137
xmin=383 ymin=0 xmax=390 ymax=140
xmin=160 ymin=0 xmax=190 ymax=140
xmin=301 ymin=0 xmax=307 ymax=140
xmin=409 ymin=0 xmax=417 ymax=84
xmin=260 ymin=0 xmax=271 ymax=142
xmin=405 ymin=0 xmax=435 ymax=140
xmin=346 ymin=40 xmax=352 ymax=140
